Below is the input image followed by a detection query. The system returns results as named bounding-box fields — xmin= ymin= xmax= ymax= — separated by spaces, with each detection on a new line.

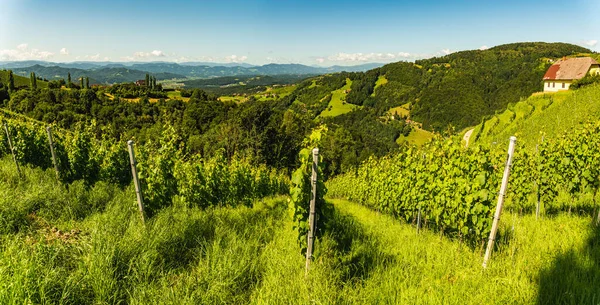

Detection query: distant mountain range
xmin=0 ymin=61 xmax=384 ymax=84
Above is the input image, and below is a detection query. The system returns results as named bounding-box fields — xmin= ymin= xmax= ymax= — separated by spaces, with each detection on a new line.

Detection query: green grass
xmin=254 ymin=85 xmax=296 ymax=102
xmin=166 ymin=90 xmax=190 ymax=102
xmin=0 ymin=157 xmax=289 ymax=304
xmin=388 ymin=103 xmax=410 ymax=118
xmin=3 ymin=157 xmax=600 ymax=303
xmin=325 ymin=199 xmax=600 ymax=304
xmin=319 ymin=78 xmax=359 ymax=117
xmin=218 ymin=95 xmax=247 ymax=103
xmin=0 ymin=70 xmax=48 ymax=89
xmin=217 ymin=85 xmax=296 ymax=104
xmin=371 ymin=75 xmax=388 ymax=96
xmin=471 ymin=84 xmax=600 ymax=148
xmin=397 ymin=127 xmax=435 ymax=146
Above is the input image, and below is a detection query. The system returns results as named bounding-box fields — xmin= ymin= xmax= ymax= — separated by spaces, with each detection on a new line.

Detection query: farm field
xmin=167 ymin=90 xmax=191 ymax=102
xmin=388 ymin=103 xmax=410 ymax=118
xmin=396 ymin=127 xmax=434 ymax=146
xmin=0 ymin=157 xmax=598 ymax=304
xmin=319 ymin=78 xmax=359 ymax=117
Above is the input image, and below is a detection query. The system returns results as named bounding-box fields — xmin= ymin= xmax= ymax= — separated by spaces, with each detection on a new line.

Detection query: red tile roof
xmin=543 ymin=57 xmax=600 ymax=81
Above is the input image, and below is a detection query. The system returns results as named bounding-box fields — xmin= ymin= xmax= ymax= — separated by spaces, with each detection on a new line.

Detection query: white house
xmin=543 ymin=57 xmax=600 ymax=92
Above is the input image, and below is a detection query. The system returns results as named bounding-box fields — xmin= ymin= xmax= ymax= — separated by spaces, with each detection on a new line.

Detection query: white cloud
xmin=0 ymin=43 xmax=55 ymax=61
xmin=60 ymin=48 xmax=69 ymax=55
xmin=133 ymin=50 xmax=167 ymax=58
xmin=326 ymin=52 xmax=414 ymax=63
xmin=441 ymin=49 xmax=452 ymax=55
xmin=581 ymin=40 xmax=598 ymax=47
xmin=76 ymin=54 xmax=101 ymax=61
xmin=316 ymin=57 xmax=325 ymax=64
xmin=224 ymin=55 xmax=248 ymax=63
xmin=479 ymin=45 xmax=489 ymax=51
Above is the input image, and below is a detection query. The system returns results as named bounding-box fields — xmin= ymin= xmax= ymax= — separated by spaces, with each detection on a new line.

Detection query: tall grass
xmin=1 ymin=157 xmax=599 ymax=303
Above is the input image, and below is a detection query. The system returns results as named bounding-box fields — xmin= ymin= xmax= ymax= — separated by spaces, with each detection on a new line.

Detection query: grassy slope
xmin=167 ymin=90 xmax=191 ymax=102
xmin=388 ymin=103 xmax=410 ymax=118
xmin=470 ymin=84 xmax=600 ymax=148
xmin=255 ymin=85 xmax=296 ymax=102
xmin=319 ymin=78 xmax=359 ymax=117
xmin=0 ymin=158 xmax=289 ymax=304
xmin=0 ymin=70 xmax=48 ymax=89
xmin=217 ymin=85 xmax=296 ymax=103
xmin=2 ymin=157 xmax=599 ymax=303
xmin=371 ymin=75 xmax=388 ymax=96
xmin=397 ymin=127 xmax=435 ymax=146
xmin=324 ymin=199 xmax=600 ymax=304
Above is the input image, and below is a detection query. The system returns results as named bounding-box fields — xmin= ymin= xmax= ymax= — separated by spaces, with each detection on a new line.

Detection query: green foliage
xmin=327 ymin=138 xmax=500 ymax=244
xmin=472 ymin=84 xmax=600 ymax=148
xmin=4 ymin=86 xmax=306 ymax=171
xmin=0 ymin=113 xmax=289 ymax=219
xmin=320 ymin=109 xmax=404 ymax=177
xmin=290 ymin=128 xmax=331 ymax=255
xmin=106 ymin=82 xmax=167 ymax=99
xmin=29 ymin=72 xmax=37 ymax=90
xmin=9 ymin=65 xmax=184 ymax=85
xmin=136 ymin=127 xmax=179 ymax=217
xmin=0 ymin=70 xmax=47 ymax=90
xmin=570 ymin=74 xmax=600 ymax=89
xmin=8 ymin=70 xmax=14 ymax=92
xmin=506 ymin=121 xmax=600 ymax=213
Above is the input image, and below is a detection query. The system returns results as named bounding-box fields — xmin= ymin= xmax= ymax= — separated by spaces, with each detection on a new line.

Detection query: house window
xmin=562 ymin=83 xmax=565 ymax=88
xmin=552 ymin=82 xmax=555 ymax=88
xmin=547 ymin=82 xmax=550 ymax=87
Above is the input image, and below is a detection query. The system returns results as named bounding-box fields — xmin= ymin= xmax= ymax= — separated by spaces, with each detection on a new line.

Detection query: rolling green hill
xmin=0 ymin=70 xmax=48 ymax=89
xmin=469 ymin=84 xmax=600 ymax=148
xmin=288 ymin=42 xmax=590 ymax=132
xmin=9 ymin=65 xmax=184 ymax=85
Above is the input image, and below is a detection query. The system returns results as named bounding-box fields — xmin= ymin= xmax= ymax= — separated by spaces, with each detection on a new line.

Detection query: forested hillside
xmin=9 ymin=65 xmax=185 ymax=85
xmin=283 ymin=42 xmax=591 ymax=132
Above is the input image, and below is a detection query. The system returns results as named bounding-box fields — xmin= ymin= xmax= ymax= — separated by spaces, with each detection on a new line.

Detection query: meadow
xmin=1 ymin=156 xmax=599 ymax=304
xmin=318 ymin=78 xmax=359 ymax=118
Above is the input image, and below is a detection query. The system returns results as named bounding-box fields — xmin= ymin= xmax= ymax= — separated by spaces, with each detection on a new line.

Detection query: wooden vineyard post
xmin=127 ymin=140 xmax=146 ymax=223
xmin=3 ymin=123 xmax=21 ymax=177
xmin=417 ymin=206 xmax=422 ymax=234
xmin=483 ymin=136 xmax=516 ymax=269
xmin=305 ymin=148 xmax=319 ymax=275
xmin=46 ymin=126 xmax=60 ymax=180
xmin=536 ymin=136 xmax=544 ymax=220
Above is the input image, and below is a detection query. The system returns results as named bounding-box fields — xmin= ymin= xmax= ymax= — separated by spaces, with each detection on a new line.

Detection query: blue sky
xmin=0 ymin=0 xmax=598 ymax=65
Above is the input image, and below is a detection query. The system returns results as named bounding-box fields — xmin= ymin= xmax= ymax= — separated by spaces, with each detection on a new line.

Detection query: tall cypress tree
xmin=85 ymin=77 xmax=90 ymax=89
xmin=145 ymin=74 xmax=150 ymax=87
xmin=30 ymin=72 xmax=37 ymax=90
xmin=8 ymin=70 xmax=14 ymax=92
xmin=33 ymin=73 xmax=37 ymax=89
xmin=80 ymin=77 xmax=84 ymax=89
xmin=68 ymin=72 xmax=72 ymax=88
